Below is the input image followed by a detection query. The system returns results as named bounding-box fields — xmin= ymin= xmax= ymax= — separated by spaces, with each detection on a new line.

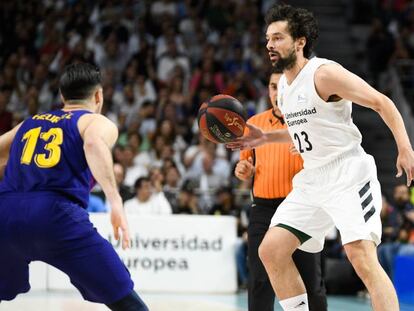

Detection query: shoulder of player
xmin=314 ymin=63 xmax=347 ymax=99
xmin=77 ymin=113 xmax=117 ymax=137
xmin=314 ymin=62 xmax=344 ymax=83
xmin=78 ymin=113 xmax=114 ymax=127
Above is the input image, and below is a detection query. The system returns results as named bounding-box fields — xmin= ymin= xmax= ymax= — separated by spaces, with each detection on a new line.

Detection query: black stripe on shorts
xmin=359 ymin=181 xmax=370 ymax=198
xmin=364 ymin=206 xmax=376 ymax=222
xmin=361 ymin=193 xmax=373 ymax=210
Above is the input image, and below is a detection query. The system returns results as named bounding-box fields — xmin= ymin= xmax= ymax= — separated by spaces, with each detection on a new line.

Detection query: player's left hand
xmin=396 ymin=148 xmax=414 ymax=186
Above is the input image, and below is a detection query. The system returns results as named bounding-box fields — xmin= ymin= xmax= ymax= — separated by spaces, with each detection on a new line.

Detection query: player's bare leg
xmin=344 ymin=240 xmax=399 ymax=311
xmin=259 ymin=227 xmax=308 ymax=308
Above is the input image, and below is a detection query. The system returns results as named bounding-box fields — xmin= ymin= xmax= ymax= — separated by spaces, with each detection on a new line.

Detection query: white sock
xmin=279 ymin=293 xmax=309 ymax=311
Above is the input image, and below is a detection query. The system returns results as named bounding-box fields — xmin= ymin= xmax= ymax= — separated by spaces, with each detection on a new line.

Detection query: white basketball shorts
xmin=270 ymin=146 xmax=382 ymax=253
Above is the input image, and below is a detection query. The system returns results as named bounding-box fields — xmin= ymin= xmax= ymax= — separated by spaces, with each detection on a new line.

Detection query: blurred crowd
xmin=353 ymin=0 xmax=414 ymax=100
xmin=0 ymin=0 xmax=280 ymax=218
xmin=1 ymin=0 xmax=413 ymax=213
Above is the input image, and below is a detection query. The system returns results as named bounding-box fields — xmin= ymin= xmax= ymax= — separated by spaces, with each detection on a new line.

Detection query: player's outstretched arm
xmin=0 ymin=123 xmax=22 ymax=178
xmin=315 ymin=63 xmax=414 ymax=186
xmin=226 ymin=123 xmax=291 ymax=150
xmin=79 ymin=114 xmax=130 ymax=249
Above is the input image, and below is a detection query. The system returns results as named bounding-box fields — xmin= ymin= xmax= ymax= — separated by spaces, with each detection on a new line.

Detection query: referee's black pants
xmin=248 ymin=198 xmax=327 ymax=311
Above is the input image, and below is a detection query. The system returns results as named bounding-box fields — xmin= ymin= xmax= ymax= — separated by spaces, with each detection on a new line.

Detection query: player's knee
xmin=258 ymin=241 xmax=270 ymax=266
xmin=258 ymin=236 xmax=285 ymax=266
xmin=106 ymin=290 xmax=149 ymax=311
xmin=346 ymin=245 xmax=376 ymax=281
xmin=351 ymin=257 xmax=373 ymax=281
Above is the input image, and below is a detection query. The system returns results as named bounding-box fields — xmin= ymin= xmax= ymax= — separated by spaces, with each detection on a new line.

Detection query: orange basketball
xmin=197 ymin=94 xmax=247 ymax=144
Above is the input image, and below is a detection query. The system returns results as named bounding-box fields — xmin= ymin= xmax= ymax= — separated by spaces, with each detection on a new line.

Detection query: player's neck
xmin=62 ymin=103 xmax=95 ymax=112
xmin=284 ymin=57 xmax=309 ymax=85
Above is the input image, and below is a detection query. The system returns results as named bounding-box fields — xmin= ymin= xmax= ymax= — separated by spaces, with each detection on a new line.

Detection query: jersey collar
xmin=271 ymin=109 xmax=285 ymax=125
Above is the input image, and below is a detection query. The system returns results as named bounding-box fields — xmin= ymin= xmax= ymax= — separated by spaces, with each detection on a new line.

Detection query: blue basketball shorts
xmin=0 ymin=192 xmax=134 ymax=304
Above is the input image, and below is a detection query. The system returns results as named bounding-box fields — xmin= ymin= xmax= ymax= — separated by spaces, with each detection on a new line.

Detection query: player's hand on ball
xmin=396 ymin=148 xmax=414 ymax=186
xmin=235 ymin=157 xmax=254 ymax=181
xmin=226 ymin=123 xmax=266 ymax=150
xmin=110 ymin=198 xmax=131 ymax=250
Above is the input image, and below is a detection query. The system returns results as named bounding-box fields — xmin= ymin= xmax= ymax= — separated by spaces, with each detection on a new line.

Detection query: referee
xmin=235 ymin=70 xmax=327 ymax=311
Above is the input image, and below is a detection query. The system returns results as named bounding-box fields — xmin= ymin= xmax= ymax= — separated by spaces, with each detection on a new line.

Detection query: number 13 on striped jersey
xmin=20 ymin=127 xmax=63 ymax=168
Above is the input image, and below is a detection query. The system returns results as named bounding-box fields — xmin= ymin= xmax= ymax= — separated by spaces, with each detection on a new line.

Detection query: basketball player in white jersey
xmin=227 ymin=4 xmax=414 ymax=311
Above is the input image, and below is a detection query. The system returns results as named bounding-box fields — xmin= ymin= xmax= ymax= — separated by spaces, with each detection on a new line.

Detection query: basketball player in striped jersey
xmin=228 ymin=4 xmax=414 ymax=311
xmin=235 ymin=70 xmax=326 ymax=311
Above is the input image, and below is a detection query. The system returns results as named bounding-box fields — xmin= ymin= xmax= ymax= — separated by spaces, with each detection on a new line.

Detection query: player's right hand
xmin=235 ymin=157 xmax=254 ymax=181
xmin=110 ymin=199 xmax=131 ymax=250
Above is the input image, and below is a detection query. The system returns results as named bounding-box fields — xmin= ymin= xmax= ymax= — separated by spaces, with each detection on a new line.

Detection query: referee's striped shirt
xmin=240 ymin=108 xmax=303 ymax=199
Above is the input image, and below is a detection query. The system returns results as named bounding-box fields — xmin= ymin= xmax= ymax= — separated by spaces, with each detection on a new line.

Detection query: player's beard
xmin=272 ymin=46 xmax=297 ymax=71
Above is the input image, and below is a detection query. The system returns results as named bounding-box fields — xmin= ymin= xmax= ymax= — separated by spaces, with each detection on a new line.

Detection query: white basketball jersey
xmin=277 ymin=57 xmax=363 ymax=169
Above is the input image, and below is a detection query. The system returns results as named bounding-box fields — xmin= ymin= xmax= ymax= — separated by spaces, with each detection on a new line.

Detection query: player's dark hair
xmin=265 ymin=4 xmax=319 ymax=58
xmin=59 ymin=62 xmax=102 ymax=101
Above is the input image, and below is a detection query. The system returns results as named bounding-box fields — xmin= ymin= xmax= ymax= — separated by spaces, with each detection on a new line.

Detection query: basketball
xmin=197 ymin=94 xmax=247 ymax=144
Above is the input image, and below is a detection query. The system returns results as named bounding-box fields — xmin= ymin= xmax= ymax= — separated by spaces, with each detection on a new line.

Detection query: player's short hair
xmin=59 ymin=62 xmax=102 ymax=101
xmin=265 ymin=4 xmax=319 ymax=58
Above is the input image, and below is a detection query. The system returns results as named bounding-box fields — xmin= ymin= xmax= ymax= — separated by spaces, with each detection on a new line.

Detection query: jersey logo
xmin=297 ymin=93 xmax=307 ymax=104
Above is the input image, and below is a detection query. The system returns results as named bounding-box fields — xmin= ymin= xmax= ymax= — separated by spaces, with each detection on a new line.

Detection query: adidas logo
xmin=294 ymin=301 xmax=306 ymax=308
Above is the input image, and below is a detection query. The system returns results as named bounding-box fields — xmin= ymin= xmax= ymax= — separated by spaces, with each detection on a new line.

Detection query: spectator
xmin=157 ymin=39 xmax=190 ymax=84
xmin=113 ymin=162 xmax=134 ymax=203
xmin=174 ymin=180 xmax=200 ymax=214
xmin=155 ymin=119 xmax=187 ymax=160
xmin=163 ymin=164 xmax=182 ymax=211
xmin=121 ymin=145 xmax=149 ymax=188
xmin=184 ymin=136 xmax=230 ymax=182
xmin=125 ymin=132 xmax=151 ymax=166
xmin=381 ymin=194 xmax=403 ymax=243
xmin=378 ymin=184 xmax=414 ymax=279
xmin=150 ymin=0 xmax=178 ymax=21
xmin=133 ymin=74 xmax=157 ymax=108
xmin=209 ymin=187 xmax=237 ymax=216
xmin=114 ymin=84 xmax=139 ymax=127
xmin=137 ymin=100 xmax=157 ymax=140
xmin=95 ymin=35 xmax=130 ymax=82
xmin=192 ymin=151 xmax=229 ymax=212
xmin=124 ymin=177 xmax=172 ymax=215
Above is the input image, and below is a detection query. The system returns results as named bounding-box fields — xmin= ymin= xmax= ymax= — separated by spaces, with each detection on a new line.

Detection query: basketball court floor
xmin=1 ymin=291 xmax=414 ymax=311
